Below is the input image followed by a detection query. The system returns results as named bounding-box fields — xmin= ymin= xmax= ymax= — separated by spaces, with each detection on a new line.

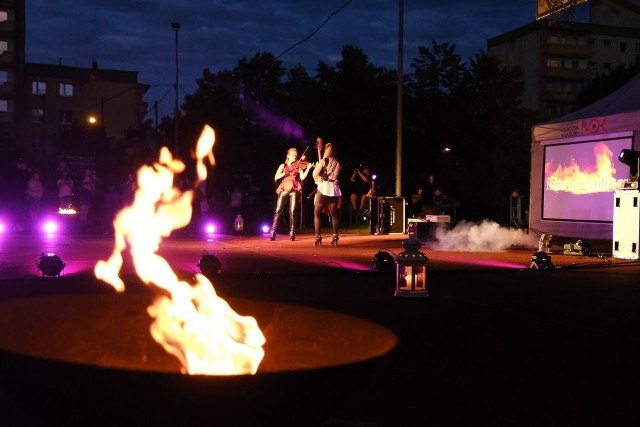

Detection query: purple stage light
xmin=42 ymin=220 xmax=59 ymax=234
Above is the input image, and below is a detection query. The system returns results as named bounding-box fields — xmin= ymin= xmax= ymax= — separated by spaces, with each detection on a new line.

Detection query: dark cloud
xmin=24 ymin=0 xmax=587 ymax=119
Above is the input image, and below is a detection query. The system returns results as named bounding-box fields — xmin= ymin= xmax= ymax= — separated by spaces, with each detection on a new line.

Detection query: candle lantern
xmin=394 ymin=237 xmax=429 ymax=297
xmin=234 ymin=214 xmax=244 ymax=231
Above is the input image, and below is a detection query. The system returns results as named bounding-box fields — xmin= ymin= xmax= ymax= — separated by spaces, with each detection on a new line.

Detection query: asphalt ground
xmin=1 ymin=227 xmax=640 ymax=426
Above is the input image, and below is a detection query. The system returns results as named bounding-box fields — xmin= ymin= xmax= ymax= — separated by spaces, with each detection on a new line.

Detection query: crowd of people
xmin=0 ymin=158 xmax=136 ymax=233
xmin=2 ymin=147 xmax=454 ymax=238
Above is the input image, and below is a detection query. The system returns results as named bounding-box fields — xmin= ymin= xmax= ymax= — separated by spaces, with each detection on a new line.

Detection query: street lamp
xmin=171 ymin=22 xmax=180 ymax=155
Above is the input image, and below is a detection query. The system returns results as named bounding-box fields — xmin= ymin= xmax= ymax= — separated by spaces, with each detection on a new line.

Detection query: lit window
xmin=0 ymin=11 xmax=8 ymax=22
xmin=31 ymin=108 xmax=44 ymax=122
xmin=0 ymin=70 xmax=7 ymax=85
xmin=0 ymin=100 xmax=8 ymax=112
xmin=0 ymin=40 xmax=7 ymax=54
xmin=547 ymin=58 xmax=561 ymax=68
xmin=32 ymin=81 xmax=46 ymax=95
xmin=59 ymin=83 xmax=73 ymax=97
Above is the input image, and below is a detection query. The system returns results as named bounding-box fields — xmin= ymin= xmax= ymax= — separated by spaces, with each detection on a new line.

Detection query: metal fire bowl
xmin=0 ymin=293 xmax=397 ymax=425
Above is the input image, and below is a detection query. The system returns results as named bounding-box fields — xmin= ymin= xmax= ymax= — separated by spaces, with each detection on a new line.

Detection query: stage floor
xmin=1 ymin=228 xmax=640 ymax=425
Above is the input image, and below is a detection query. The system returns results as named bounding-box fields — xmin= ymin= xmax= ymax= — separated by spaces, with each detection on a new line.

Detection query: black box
xmin=407 ymin=216 xmax=451 ymax=242
xmin=369 ymin=197 xmax=406 ymax=235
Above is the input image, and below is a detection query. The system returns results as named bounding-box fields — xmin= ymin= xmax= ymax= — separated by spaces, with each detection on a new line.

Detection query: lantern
xmin=395 ymin=237 xmax=429 ymax=297
xmin=234 ymin=214 xmax=244 ymax=231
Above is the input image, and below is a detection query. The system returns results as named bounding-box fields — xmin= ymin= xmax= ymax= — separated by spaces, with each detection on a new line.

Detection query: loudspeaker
xmin=369 ymin=197 xmax=405 ymax=235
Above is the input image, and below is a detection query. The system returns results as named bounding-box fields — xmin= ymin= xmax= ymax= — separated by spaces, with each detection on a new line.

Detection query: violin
xmin=296 ymin=159 xmax=310 ymax=169
xmin=293 ymin=145 xmax=311 ymax=169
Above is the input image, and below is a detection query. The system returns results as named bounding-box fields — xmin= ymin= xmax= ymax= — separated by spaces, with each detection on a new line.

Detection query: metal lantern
xmin=395 ymin=237 xmax=429 ymax=297
xmin=234 ymin=214 xmax=244 ymax=231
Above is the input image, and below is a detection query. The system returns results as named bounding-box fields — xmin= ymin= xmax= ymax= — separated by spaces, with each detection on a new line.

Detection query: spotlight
xmin=618 ymin=149 xmax=640 ymax=180
xmin=373 ymin=249 xmax=395 ymax=272
xmin=529 ymin=251 xmax=554 ymax=270
xmin=36 ymin=253 xmax=65 ymax=277
xmin=42 ymin=220 xmax=59 ymax=234
xmin=197 ymin=250 xmax=221 ymax=278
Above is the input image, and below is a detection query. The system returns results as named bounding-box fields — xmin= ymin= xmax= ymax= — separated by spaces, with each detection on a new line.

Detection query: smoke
xmin=431 ymin=219 xmax=539 ymax=252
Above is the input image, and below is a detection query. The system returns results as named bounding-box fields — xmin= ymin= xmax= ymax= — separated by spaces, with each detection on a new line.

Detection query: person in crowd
xmin=269 ymin=147 xmax=313 ymax=241
xmin=410 ymin=174 xmax=437 ymax=217
xmin=6 ymin=158 xmax=33 ymax=231
xmin=350 ymin=165 xmax=376 ymax=215
xmin=312 ymin=139 xmax=342 ymax=246
xmin=83 ymin=168 xmax=103 ymax=221
xmin=120 ymin=173 xmax=137 ymax=207
xmin=57 ymin=169 xmax=74 ymax=210
xmin=25 ymin=170 xmax=44 ymax=225
xmin=350 ymin=166 xmax=373 ymax=213
xmin=78 ymin=180 xmax=93 ymax=223
xmin=103 ymin=177 xmax=121 ymax=225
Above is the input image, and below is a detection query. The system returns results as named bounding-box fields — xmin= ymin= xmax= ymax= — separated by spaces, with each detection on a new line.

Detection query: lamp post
xmin=171 ymin=22 xmax=180 ymax=155
xmin=395 ymin=0 xmax=403 ymax=198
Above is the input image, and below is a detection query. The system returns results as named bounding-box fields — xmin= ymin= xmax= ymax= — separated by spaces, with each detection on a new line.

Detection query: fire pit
xmin=0 ymin=292 xmax=397 ymax=425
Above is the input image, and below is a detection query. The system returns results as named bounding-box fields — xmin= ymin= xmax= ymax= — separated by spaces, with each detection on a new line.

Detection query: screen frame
xmin=541 ymin=135 xmax=634 ymax=223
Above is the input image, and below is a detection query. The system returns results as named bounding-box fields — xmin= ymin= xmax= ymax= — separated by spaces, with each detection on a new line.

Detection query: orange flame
xmin=545 ymin=142 xmax=618 ymax=195
xmin=94 ymin=125 xmax=265 ymax=375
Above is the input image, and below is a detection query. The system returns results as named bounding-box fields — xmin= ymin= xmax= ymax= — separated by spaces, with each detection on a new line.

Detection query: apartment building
xmin=0 ymin=0 xmax=148 ymax=166
xmin=488 ymin=0 xmax=640 ymax=118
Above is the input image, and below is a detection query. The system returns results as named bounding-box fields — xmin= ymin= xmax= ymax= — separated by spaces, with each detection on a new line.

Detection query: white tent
xmin=530 ymin=72 xmax=640 ymax=241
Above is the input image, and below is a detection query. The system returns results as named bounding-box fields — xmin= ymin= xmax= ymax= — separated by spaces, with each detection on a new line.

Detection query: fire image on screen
xmin=542 ymin=137 xmax=632 ymax=222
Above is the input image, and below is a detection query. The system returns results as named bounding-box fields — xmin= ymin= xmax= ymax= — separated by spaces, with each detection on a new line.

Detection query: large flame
xmin=545 ymin=142 xmax=618 ymax=195
xmin=94 ymin=125 xmax=265 ymax=375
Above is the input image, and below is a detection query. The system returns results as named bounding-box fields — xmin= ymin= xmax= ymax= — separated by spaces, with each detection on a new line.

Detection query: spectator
xmin=120 ymin=173 xmax=137 ymax=207
xmin=57 ymin=169 xmax=74 ymax=210
xmin=350 ymin=166 xmax=374 ymax=214
xmin=78 ymin=181 xmax=93 ymax=223
xmin=26 ymin=170 xmax=45 ymax=225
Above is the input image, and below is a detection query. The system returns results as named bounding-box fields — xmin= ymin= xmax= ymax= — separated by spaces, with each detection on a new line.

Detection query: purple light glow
xmin=42 ymin=221 xmax=58 ymax=234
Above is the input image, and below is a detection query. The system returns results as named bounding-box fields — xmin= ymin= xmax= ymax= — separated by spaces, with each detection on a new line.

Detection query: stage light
xmin=36 ymin=253 xmax=65 ymax=277
xmin=42 ymin=220 xmax=58 ymax=234
xmin=372 ymin=249 xmax=395 ymax=272
xmin=529 ymin=251 xmax=554 ymax=270
xmin=197 ymin=250 xmax=221 ymax=278
xmin=394 ymin=237 xmax=429 ymax=297
xmin=261 ymin=224 xmax=270 ymax=233
xmin=205 ymin=223 xmax=215 ymax=234
xmin=618 ymin=149 xmax=640 ymax=180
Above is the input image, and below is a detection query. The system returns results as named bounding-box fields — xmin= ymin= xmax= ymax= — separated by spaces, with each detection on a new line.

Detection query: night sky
xmin=25 ymin=0 xmax=589 ymax=120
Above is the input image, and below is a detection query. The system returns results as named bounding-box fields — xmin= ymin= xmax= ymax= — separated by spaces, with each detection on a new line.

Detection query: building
xmin=0 ymin=0 xmax=148 ymax=168
xmin=488 ymin=0 xmax=640 ymax=118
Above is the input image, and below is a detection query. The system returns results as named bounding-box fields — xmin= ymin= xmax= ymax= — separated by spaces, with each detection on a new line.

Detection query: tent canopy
xmin=529 ymin=72 xmax=640 ymax=241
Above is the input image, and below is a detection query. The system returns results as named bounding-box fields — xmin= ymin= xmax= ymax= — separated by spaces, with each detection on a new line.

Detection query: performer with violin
xmin=312 ymin=137 xmax=342 ymax=247
xmin=269 ymin=147 xmax=313 ymax=241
